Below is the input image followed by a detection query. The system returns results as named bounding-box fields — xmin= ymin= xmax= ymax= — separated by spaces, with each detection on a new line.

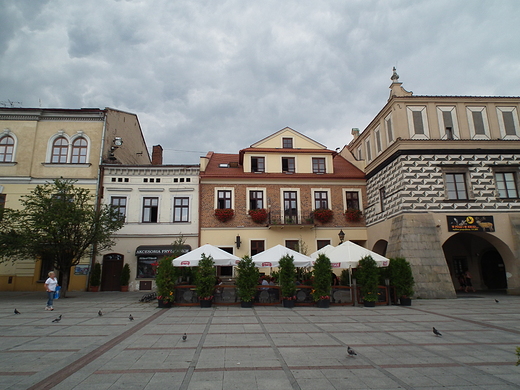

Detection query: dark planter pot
xmin=200 ymin=299 xmax=213 ymax=308
xmin=363 ymin=301 xmax=376 ymax=307
xmin=283 ymin=299 xmax=295 ymax=308
xmin=157 ymin=299 xmax=172 ymax=308
xmin=89 ymin=286 xmax=99 ymax=292
xmin=317 ymin=299 xmax=330 ymax=308
xmin=399 ymin=297 xmax=412 ymax=306
xmin=120 ymin=286 xmax=129 ymax=292
xmin=240 ymin=301 xmax=253 ymax=308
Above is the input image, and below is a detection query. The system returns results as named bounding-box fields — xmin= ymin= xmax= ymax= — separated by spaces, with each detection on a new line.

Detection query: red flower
xmin=344 ymin=209 xmax=362 ymax=222
xmin=313 ymin=208 xmax=333 ymax=223
xmin=248 ymin=208 xmax=268 ymax=223
xmin=214 ymin=208 xmax=234 ymax=222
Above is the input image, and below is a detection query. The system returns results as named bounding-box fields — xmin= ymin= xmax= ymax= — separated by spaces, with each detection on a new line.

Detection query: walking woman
xmin=45 ymin=271 xmax=58 ymax=311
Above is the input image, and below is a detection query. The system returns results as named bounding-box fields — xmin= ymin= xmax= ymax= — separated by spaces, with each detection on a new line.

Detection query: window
xmin=312 ymin=158 xmax=326 ymax=173
xmin=407 ymin=106 xmax=429 ymax=139
xmin=285 ymin=240 xmax=299 ymax=251
xmin=379 ymin=187 xmax=386 ymax=212
xmin=142 ymin=197 xmax=159 ymax=222
xmin=495 ymin=172 xmax=518 ymax=198
xmin=365 ymin=138 xmax=372 ymax=161
xmin=111 ymin=197 xmax=127 ymax=221
xmin=283 ymin=191 xmax=298 ymax=221
xmin=71 ymin=137 xmax=88 ymax=163
xmin=445 ymin=173 xmax=468 ymax=200
xmin=317 ymin=240 xmax=331 ymax=250
xmin=282 ymin=157 xmax=295 ymax=173
xmin=217 ymin=190 xmax=232 ymax=209
xmin=251 ymin=240 xmax=265 ymax=256
xmin=0 ymin=136 xmax=14 ymax=162
xmin=385 ymin=114 xmax=393 ymax=143
xmin=497 ymin=107 xmax=519 ymax=138
xmin=0 ymin=194 xmax=5 ymax=220
xmin=251 ymin=157 xmax=265 ymax=173
xmin=282 ymin=138 xmax=293 ymax=148
xmin=467 ymin=107 xmax=489 ymax=138
xmin=375 ymin=128 xmax=382 ymax=154
xmin=346 ymin=191 xmax=360 ymax=210
xmin=173 ymin=197 xmax=189 ymax=222
xmin=249 ymin=190 xmax=263 ymax=210
xmin=51 ymin=137 xmax=68 ymax=163
xmin=314 ymin=191 xmax=328 ymax=209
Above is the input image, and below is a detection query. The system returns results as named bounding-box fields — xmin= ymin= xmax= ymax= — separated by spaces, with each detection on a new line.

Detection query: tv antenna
xmin=0 ymin=100 xmax=23 ymax=107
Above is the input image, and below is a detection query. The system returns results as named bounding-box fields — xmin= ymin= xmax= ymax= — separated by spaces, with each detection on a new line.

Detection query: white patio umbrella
xmin=172 ymin=244 xmax=240 ymax=267
xmin=251 ymin=244 xmax=313 ymax=268
xmin=315 ymin=241 xmax=389 ymax=268
xmin=309 ymin=244 xmax=335 ymax=260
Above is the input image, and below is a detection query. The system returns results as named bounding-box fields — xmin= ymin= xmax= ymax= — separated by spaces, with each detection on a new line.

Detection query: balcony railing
xmin=268 ymin=210 xmax=314 ymax=226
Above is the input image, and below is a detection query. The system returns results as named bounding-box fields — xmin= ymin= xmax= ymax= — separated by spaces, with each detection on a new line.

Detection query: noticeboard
xmin=447 ymin=216 xmax=495 ymax=232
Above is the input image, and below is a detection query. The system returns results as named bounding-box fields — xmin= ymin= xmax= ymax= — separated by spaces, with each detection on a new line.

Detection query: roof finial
xmin=391 ymin=67 xmax=399 ymax=82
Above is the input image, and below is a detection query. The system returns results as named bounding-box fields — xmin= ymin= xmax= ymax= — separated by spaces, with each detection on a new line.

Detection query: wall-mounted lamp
xmin=235 ymin=235 xmax=241 ymax=249
xmin=338 ymin=230 xmax=345 ymax=244
xmin=113 ymin=137 xmax=123 ymax=146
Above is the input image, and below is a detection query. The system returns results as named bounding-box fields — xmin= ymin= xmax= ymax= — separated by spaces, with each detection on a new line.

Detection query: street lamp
xmin=338 ymin=230 xmax=345 ymax=244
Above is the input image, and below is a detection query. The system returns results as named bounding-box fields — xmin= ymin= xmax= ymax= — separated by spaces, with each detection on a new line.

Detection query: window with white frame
xmin=142 ymin=197 xmax=159 ymax=222
xmin=437 ymin=106 xmax=459 ymax=140
xmin=497 ymin=107 xmax=519 ymax=139
xmin=312 ymin=157 xmax=326 ymax=173
xmin=385 ymin=114 xmax=394 ymax=144
xmin=48 ymin=134 xmax=90 ymax=164
xmin=251 ymin=156 xmax=265 ymax=173
xmin=71 ymin=137 xmax=88 ymax=163
xmin=0 ymin=135 xmax=14 ymax=162
xmin=173 ymin=197 xmax=189 ymax=222
xmin=375 ymin=127 xmax=382 ymax=154
xmin=345 ymin=190 xmax=360 ymax=210
xmin=111 ymin=196 xmax=127 ymax=221
xmin=51 ymin=137 xmax=68 ymax=163
xmin=282 ymin=157 xmax=295 ymax=173
xmin=217 ymin=190 xmax=232 ymax=209
xmin=407 ymin=106 xmax=429 ymax=139
xmin=467 ymin=107 xmax=490 ymax=139
xmin=495 ymin=172 xmax=518 ymax=199
xmin=249 ymin=190 xmax=264 ymax=210
xmin=314 ymin=191 xmax=328 ymax=209
xmin=365 ymin=138 xmax=372 ymax=162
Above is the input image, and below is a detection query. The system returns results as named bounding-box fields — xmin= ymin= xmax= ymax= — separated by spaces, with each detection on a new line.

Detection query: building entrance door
xmin=481 ymin=250 xmax=507 ymax=289
xmin=101 ymin=254 xmax=124 ymax=291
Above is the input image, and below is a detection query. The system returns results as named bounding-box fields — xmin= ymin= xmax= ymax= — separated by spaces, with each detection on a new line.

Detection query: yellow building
xmin=199 ymin=127 xmax=367 ymax=279
xmin=0 ymin=107 xmax=150 ymax=291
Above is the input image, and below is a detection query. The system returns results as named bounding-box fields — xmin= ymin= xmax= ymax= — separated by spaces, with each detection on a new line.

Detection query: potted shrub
xmin=120 ymin=263 xmax=131 ymax=292
xmin=89 ymin=262 xmax=101 ymax=292
xmin=389 ymin=257 xmax=415 ymax=306
xmin=214 ymin=208 xmax=234 ymax=222
xmin=356 ymin=255 xmax=379 ymax=307
xmin=279 ymin=254 xmax=297 ymax=308
xmin=312 ymin=254 xmax=332 ymax=308
xmin=248 ymin=208 xmax=268 ymax=224
xmin=155 ymin=256 xmax=177 ymax=308
xmin=196 ymin=254 xmax=216 ymax=307
xmin=313 ymin=208 xmax=334 ymax=224
xmin=236 ymin=255 xmax=260 ymax=308
xmin=345 ymin=208 xmax=363 ymax=222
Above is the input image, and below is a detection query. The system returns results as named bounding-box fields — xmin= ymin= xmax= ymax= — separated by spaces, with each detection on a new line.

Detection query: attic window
xmin=219 ymin=163 xmax=229 ymax=168
xmin=282 ymin=138 xmax=293 ymax=148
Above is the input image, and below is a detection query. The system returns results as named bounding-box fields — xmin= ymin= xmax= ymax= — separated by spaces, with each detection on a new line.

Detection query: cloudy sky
xmin=1 ymin=1 xmax=519 ymax=164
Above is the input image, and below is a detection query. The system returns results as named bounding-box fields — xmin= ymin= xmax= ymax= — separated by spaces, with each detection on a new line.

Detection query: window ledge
xmin=0 ymin=162 xmax=17 ymax=166
xmin=41 ymin=163 xmax=92 ymax=167
xmin=444 ymin=199 xmax=476 ymax=202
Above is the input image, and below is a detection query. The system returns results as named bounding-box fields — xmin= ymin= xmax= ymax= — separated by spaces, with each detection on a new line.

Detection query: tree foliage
xmin=355 ymin=255 xmax=380 ymax=302
xmin=312 ymin=254 xmax=332 ymax=301
xmin=278 ymin=254 xmax=296 ymax=298
xmin=0 ymin=178 xmax=124 ymax=296
xmin=235 ymin=255 xmax=259 ymax=303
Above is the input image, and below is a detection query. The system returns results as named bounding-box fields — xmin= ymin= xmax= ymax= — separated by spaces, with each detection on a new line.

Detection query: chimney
xmin=152 ymin=145 xmax=163 ymax=165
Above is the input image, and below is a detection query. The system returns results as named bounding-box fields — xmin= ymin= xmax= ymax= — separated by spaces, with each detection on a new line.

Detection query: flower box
xmin=313 ymin=208 xmax=333 ymax=223
xmin=214 ymin=208 xmax=234 ymax=222
xmin=344 ymin=209 xmax=363 ymax=222
xmin=248 ymin=208 xmax=268 ymax=224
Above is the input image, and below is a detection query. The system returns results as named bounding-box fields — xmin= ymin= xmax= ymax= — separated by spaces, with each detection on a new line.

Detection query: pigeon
xmin=98 ymin=310 xmax=103 ymax=316
xmin=347 ymin=346 xmax=357 ymax=357
xmin=495 ymin=299 xmax=499 ymax=303
xmin=52 ymin=315 xmax=62 ymax=323
xmin=182 ymin=333 xmax=187 ymax=342
xmin=433 ymin=327 xmax=442 ymax=337
xmin=129 ymin=314 xmax=134 ymax=321
xmin=14 ymin=309 xmax=21 ymax=314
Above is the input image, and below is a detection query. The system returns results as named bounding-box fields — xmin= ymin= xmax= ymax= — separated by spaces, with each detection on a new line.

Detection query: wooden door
xmin=101 ymin=254 xmax=124 ymax=291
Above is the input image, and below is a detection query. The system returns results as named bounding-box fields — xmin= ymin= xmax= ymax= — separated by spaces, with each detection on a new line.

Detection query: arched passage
xmin=442 ymin=232 xmax=511 ymax=292
xmin=372 ymin=240 xmax=388 ymax=256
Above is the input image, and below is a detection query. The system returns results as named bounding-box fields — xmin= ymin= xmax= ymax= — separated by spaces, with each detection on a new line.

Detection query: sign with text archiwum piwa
xmin=447 ymin=216 xmax=495 ymax=232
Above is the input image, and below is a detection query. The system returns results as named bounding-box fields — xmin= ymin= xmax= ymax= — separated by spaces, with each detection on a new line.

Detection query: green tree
xmin=278 ymin=254 xmax=296 ymax=298
xmin=235 ymin=255 xmax=260 ymax=303
xmin=0 ymin=178 xmax=124 ymax=297
xmin=156 ymin=237 xmax=186 ymax=303
xmin=355 ymin=255 xmax=380 ymax=302
xmin=312 ymin=254 xmax=332 ymax=301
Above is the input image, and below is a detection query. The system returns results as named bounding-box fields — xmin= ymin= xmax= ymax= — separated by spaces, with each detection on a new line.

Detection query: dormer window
xmin=251 ymin=157 xmax=265 ymax=173
xmin=312 ymin=158 xmax=326 ymax=173
xmin=282 ymin=138 xmax=293 ymax=149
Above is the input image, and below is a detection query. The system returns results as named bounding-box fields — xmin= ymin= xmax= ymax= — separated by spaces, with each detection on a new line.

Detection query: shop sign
xmin=447 ymin=216 xmax=495 ymax=232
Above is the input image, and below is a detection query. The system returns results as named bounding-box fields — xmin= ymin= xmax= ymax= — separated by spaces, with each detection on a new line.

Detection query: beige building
xmin=200 ymin=127 xmax=367 ymax=279
xmin=98 ymin=146 xmax=200 ymax=291
xmin=345 ymin=69 xmax=520 ymax=298
xmin=0 ymin=107 xmax=150 ymax=291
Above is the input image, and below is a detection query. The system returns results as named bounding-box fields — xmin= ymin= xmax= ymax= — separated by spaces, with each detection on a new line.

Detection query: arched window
xmin=0 ymin=136 xmax=14 ymax=162
xmin=71 ymin=137 xmax=88 ymax=164
xmin=51 ymin=137 xmax=68 ymax=163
